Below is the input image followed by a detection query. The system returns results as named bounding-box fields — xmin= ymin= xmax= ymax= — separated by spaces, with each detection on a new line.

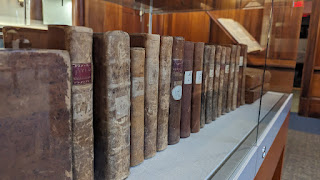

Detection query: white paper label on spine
xmin=225 ymin=65 xmax=230 ymax=73
xmin=172 ymin=85 xmax=182 ymax=100
xmin=209 ymin=69 xmax=214 ymax=77
xmin=196 ymin=71 xmax=203 ymax=84
xmin=239 ymin=56 xmax=244 ymax=67
xmin=184 ymin=71 xmax=193 ymax=84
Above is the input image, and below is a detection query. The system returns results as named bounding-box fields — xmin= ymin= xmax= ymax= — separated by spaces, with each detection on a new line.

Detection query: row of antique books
xmin=0 ymin=25 xmax=247 ymax=180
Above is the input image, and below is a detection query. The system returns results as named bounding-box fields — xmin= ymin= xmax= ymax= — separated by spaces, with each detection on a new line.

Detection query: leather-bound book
xmin=232 ymin=45 xmax=241 ymax=111
xmin=227 ymin=45 xmax=236 ymax=112
xmin=245 ymin=68 xmax=271 ymax=90
xmin=191 ymin=42 xmax=204 ymax=133
xmin=0 ymin=50 xmax=72 ymax=179
xmin=240 ymin=45 xmax=248 ymax=105
xmin=48 ymin=26 xmax=94 ymax=180
xmin=130 ymin=33 xmax=160 ymax=158
xmin=206 ymin=45 xmax=217 ymax=123
xmin=181 ymin=41 xmax=194 ymax=138
xmin=168 ymin=36 xmax=184 ymax=145
xmin=218 ymin=47 xmax=226 ymax=117
xmin=200 ymin=45 xmax=210 ymax=127
xmin=245 ymin=83 xmax=270 ymax=104
xmin=213 ymin=45 xmax=221 ymax=119
xmin=222 ymin=47 xmax=231 ymax=114
xmin=130 ymin=48 xmax=145 ymax=167
xmin=157 ymin=36 xmax=173 ymax=151
xmin=93 ymin=31 xmax=131 ymax=180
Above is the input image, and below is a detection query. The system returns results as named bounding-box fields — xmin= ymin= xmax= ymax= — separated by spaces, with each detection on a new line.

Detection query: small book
xmin=240 ymin=44 xmax=248 ymax=105
xmin=227 ymin=45 xmax=237 ymax=112
xmin=218 ymin=47 xmax=226 ymax=117
xmin=232 ymin=45 xmax=241 ymax=110
xmin=93 ymin=31 xmax=131 ymax=180
xmin=130 ymin=47 xmax=145 ymax=167
xmin=245 ymin=68 xmax=271 ymax=90
xmin=0 ymin=50 xmax=72 ymax=179
xmin=245 ymin=83 xmax=270 ymax=104
xmin=191 ymin=42 xmax=205 ymax=133
xmin=157 ymin=36 xmax=173 ymax=151
xmin=222 ymin=47 xmax=231 ymax=114
xmin=168 ymin=36 xmax=184 ymax=145
xmin=130 ymin=33 xmax=161 ymax=158
xmin=181 ymin=41 xmax=194 ymax=138
xmin=204 ymin=45 xmax=216 ymax=123
xmin=213 ymin=45 xmax=221 ymax=119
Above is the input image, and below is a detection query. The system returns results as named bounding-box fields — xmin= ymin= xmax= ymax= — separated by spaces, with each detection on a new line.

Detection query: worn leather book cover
xmin=245 ymin=67 xmax=271 ymax=90
xmin=200 ymin=45 xmax=210 ymax=127
xmin=130 ymin=33 xmax=160 ymax=158
xmin=227 ymin=45 xmax=236 ymax=112
xmin=191 ymin=42 xmax=204 ymax=133
xmin=222 ymin=47 xmax=231 ymax=114
xmin=168 ymin=36 xmax=184 ymax=145
xmin=181 ymin=41 xmax=194 ymax=138
xmin=245 ymin=83 xmax=270 ymax=104
xmin=157 ymin=36 xmax=173 ymax=151
xmin=232 ymin=45 xmax=241 ymax=110
xmin=218 ymin=47 xmax=226 ymax=117
xmin=213 ymin=45 xmax=222 ymax=119
xmin=0 ymin=50 xmax=72 ymax=179
xmin=48 ymin=25 xmax=94 ymax=180
xmin=93 ymin=31 xmax=131 ymax=180
xmin=240 ymin=44 xmax=248 ymax=105
xmin=130 ymin=48 xmax=145 ymax=167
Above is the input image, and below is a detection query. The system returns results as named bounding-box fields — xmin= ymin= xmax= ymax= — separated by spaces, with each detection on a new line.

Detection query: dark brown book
xmin=227 ymin=45 xmax=236 ymax=112
xmin=48 ymin=25 xmax=94 ymax=180
xmin=0 ymin=50 xmax=72 ymax=179
xmin=130 ymin=33 xmax=160 ymax=158
xmin=168 ymin=36 xmax=184 ymax=145
xmin=222 ymin=47 xmax=231 ymax=114
xmin=232 ymin=45 xmax=241 ymax=110
xmin=245 ymin=83 xmax=270 ymax=104
xmin=218 ymin=47 xmax=226 ymax=117
xmin=93 ymin=31 xmax=131 ymax=180
xmin=191 ymin=42 xmax=204 ymax=133
xmin=200 ymin=45 xmax=210 ymax=126
xmin=204 ymin=45 xmax=216 ymax=124
xmin=213 ymin=45 xmax=221 ymax=119
xmin=245 ymin=68 xmax=272 ymax=90
xmin=157 ymin=36 xmax=173 ymax=151
xmin=130 ymin=48 xmax=145 ymax=167
xmin=240 ymin=44 xmax=248 ymax=105
xmin=181 ymin=41 xmax=194 ymax=138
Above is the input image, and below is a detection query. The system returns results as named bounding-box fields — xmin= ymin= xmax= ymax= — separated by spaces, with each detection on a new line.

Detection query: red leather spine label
xmin=72 ymin=63 xmax=92 ymax=85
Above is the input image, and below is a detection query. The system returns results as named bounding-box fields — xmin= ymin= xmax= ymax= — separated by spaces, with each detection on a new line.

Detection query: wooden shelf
xmin=247 ymin=55 xmax=296 ymax=69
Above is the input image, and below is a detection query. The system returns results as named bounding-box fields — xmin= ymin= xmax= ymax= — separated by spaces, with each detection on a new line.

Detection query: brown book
xmin=47 ymin=26 xmax=94 ymax=180
xmin=232 ymin=45 xmax=241 ymax=110
xmin=227 ymin=45 xmax=236 ymax=112
xmin=181 ymin=41 xmax=194 ymax=138
xmin=130 ymin=48 xmax=145 ymax=167
xmin=168 ymin=36 xmax=184 ymax=145
xmin=0 ymin=50 xmax=72 ymax=179
xmin=200 ymin=45 xmax=210 ymax=127
xmin=240 ymin=45 xmax=248 ymax=105
xmin=222 ymin=47 xmax=231 ymax=114
xmin=245 ymin=68 xmax=272 ymax=90
xmin=218 ymin=47 xmax=226 ymax=117
xmin=191 ymin=42 xmax=204 ymax=133
xmin=130 ymin=33 xmax=160 ymax=158
xmin=157 ymin=36 xmax=173 ymax=151
xmin=93 ymin=31 xmax=131 ymax=180
xmin=245 ymin=83 xmax=270 ymax=104
xmin=213 ymin=45 xmax=222 ymax=119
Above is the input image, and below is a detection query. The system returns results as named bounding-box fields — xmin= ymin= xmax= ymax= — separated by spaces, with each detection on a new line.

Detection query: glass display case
xmin=0 ymin=0 xmax=300 ymax=179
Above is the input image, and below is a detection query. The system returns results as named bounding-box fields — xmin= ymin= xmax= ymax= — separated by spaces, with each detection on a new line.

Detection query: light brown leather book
xmin=240 ymin=45 xmax=248 ymax=105
xmin=213 ymin=45 xmax=221 ymax=119
xmin=232 ymin=45 xmax=241 ymax=110
xmin=245 ymin=68 xmax=272 ymax=90
xmin=245 ymin=83 xmax=270 ymax=104
xmin=222 ymin=47 xmax=231 ymax=114
xmin=227 ymin=45 xmax=236 ymax=112
xmin=218 ymin=47 xmax=226 ymax=117
xmin=93 ymin=31 xmax=131 ymax=180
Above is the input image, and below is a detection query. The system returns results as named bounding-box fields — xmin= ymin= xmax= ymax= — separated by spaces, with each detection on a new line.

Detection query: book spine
xmin=204 ymin=45 xmax=215 ymax=123
xmin=240 ymin=45 xmax=248 ymax=105
xmin=157 ymin=36 xmax=173 ymax=151
xmin=181 ymin=41 xmax=194 ymax=138
xmin=237 ymin=46 xmax=244 ymax=107
xmin=93 ymin=31 xmax=131 ymax=180
xmin=222 ymin=47 xmax=231 ymax=114
xmin=168 ymin=36 xmax=184 ymax=145
xmin=201 ymin=46 xmax=209 ymax=127
xmin=65 ymin=27 xmax=94 ymax=180
xmin=213 ymin=45 xmax=221 ymax=119
xmin=227 ymin=45 xmax=236 ymax=112
xmin=218 ymin=47 xmax=226 ymax=117
xmin=232 ymin=45 xmax=241 ymax=110
xmin=130 ymin=48 xmax=145 ymax=167
xmin=191 ymin=42 xmax=204 ymax=133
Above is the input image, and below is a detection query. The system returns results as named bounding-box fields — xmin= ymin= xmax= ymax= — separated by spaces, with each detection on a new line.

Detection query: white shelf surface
xmin=128 ymin=92 xmax=284 ymax=180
